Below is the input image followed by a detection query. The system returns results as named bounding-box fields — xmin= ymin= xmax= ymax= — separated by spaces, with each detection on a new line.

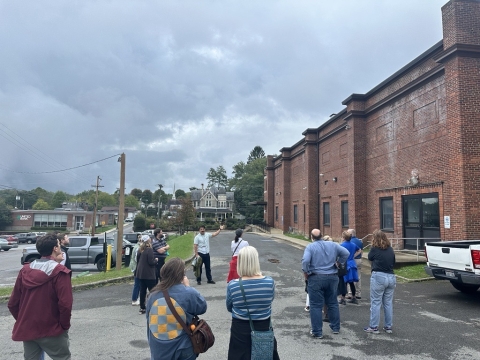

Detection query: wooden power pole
xmin=91 ymin=176 xmax=103 ymax=236
xmin=116 ymin=153 xmax=126 ymax=270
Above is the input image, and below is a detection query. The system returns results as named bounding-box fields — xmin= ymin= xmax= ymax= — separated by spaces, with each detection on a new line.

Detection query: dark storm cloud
xmin=0 ymin=0 xmax=446 ymax=195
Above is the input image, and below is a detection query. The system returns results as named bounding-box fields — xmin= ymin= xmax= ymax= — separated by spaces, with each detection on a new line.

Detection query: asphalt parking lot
xmin=1 ymin=232 xmax=480 ymax=359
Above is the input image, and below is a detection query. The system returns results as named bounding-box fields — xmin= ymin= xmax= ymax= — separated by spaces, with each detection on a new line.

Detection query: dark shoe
xmin=338 ymin=298 xmax=346 ymax=305
xmin=309 ymin=329 xmax=323 ymax=339
xmin=383 ymin=326 xmax=393 ymax=334
xmin=355 ymin=296 xmax=362 ymax=299
xmin=139 ymin=309 xmax=146 ymax=315
xmin=347 ymin=298 xmax=358 ymax=304
xmin=304 ymin=306 xmax=310 ymax=312
xmin=197 ymin=281 xmax=201 ymax=285
xmin=332 ymin=330 xmax=339 ymax=334
xmin=207 ymin=280 xmax=216 ymax=284
xmin=364 ymin=326 xmax=379 ymax=334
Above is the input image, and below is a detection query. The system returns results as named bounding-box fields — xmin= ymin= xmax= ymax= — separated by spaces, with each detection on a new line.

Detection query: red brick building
xmin=264 ymin=0 xmax=480 ymax=247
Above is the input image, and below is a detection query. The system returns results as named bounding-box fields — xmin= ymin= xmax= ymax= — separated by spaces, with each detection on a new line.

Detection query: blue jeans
xmin=369 ymin=271 xmax=396 ymax=328
xmin=131 ymin=276 xmax=140 ymax=301
xmin=308 ymin=274 xmax=340 ymax=336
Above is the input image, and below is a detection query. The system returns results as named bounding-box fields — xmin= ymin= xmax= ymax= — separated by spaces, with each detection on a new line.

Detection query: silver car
xmin=0 ymin=238 xmax=18 ymax=251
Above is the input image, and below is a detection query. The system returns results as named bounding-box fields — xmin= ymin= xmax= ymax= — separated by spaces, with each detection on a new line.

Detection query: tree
xmin=206 ymin=165 xmax=228 ymax=188
xmin=229 ymin=157 xmax=267 ymax=221
xmin=32 ymin=199 xmax=51 ymax=210
xmin=174 ymin=197 xmax=196 ymax=234
xmin=0 ymin=199 xmax=12 ymax=230
xmin=175 ymin=189 xmax=186 ymax=199
xmin=95 ymin=192 xmax=116 ymax=209
xmin=130 ymin=188 xmax=143 ymax=199
xmin=247 ymin=146 xmax=266 ymax=164
xmin=142 ymin=189 xmax=153 ymax=204
xmin=152 ymin=189 xmax=168 ymax=205
xmin=51 ymin=191 xmax=69 ymax=208
xmin=124 ymin=194 xmax=139 ymax=208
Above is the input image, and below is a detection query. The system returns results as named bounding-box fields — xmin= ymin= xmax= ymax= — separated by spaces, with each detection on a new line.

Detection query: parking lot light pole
xmin=117 ymin=153 xmax=126 ymax=270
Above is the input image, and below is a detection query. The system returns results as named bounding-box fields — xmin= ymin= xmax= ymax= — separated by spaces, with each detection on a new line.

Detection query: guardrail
xmin=363 ymin=236 xmax=433 ymax=262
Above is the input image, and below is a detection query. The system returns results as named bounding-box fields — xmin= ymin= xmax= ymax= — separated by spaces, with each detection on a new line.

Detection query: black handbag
xmin=239 ymin=278 xmax=275 ymax=360
xmin=336 ymin=262 xmax=347 ymax=277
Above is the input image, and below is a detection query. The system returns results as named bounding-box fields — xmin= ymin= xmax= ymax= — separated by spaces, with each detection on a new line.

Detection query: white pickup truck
xmin=424 ymin=241 xmax=480 ymax=294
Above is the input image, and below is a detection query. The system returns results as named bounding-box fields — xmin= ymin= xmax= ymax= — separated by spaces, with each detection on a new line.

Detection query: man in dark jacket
xmin=8 ymin=233 xmax=73 ymax=360
xmin=57 ymin=233 xmax=71 ymax=270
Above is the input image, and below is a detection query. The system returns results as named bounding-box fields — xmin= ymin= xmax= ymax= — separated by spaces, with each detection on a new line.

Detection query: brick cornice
xmin=434 ymin=43 xmax=480 ymax=63
xmin=344 ymin=110 xmax=366 ymax=121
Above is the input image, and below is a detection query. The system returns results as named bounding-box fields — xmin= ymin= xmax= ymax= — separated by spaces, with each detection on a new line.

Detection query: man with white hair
xmin=347 ymin=229 xmax=363 ymax=299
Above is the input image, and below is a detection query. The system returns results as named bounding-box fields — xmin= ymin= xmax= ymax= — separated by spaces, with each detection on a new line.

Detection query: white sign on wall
xmin=444 ymin=216 xmax=450 ymax=229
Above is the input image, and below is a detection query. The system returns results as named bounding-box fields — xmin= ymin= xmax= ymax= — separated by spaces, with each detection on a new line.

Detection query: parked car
xmin=0 ymin=235 xmax=18 ymax=243
xmin=123 ymin=233 xmax=142 ymax=243
xmin=125 ymin=217 xmax=134 ymax=222
xmin=425 ymin=240 xmax=480 ymax=294
xmin=0 ymin=238 xmax=18 ymax=251
xmin=16 ymin=232 xmax=41 ymax=244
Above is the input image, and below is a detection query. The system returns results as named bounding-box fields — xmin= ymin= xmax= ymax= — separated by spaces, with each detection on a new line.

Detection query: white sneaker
xmin=132 ymin=300 xmax=140 ymax=306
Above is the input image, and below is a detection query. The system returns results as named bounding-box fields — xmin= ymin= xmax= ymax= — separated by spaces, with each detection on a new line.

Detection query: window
xmin=303 ymin=204 xmax=306 ymax=223
xmin=206 ymin=200 xmax=211 ymax=207
xmin=341 ymin=201 xmax=349 ymax=227
xmin=275 ymin=206 xmax=278 ymax=221
xmin=69 ymin=238 xmax=87 ymax=247
xmin=34 ymin=214 xmax=68 ymax=227
xmin=380 ymin=197 xmax=394 ymax=230
xmin=293 ymin=205 xmax=298 ymax=223
xmin=323 ymin=203 xmax=330 ymax=225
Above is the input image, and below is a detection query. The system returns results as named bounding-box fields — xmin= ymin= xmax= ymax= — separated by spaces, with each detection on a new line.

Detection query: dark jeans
xmin=155 ymin=257 xmax=166 ymax=283
xmin=196 ymin=253 xmax=212 ymax=282
xmin=139 ymin=278 xmax=156 ymax=310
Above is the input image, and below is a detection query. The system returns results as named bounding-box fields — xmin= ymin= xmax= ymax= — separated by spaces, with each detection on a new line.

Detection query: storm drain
xmin=268 ymin=258 xmax=280 ymax=263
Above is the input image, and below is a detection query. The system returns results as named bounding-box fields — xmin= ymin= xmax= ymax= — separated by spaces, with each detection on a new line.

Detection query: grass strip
xmin=284 ymin=233 xmax=309 ymax=242
xmin=395 ymin=263 xmax=432 ymax=280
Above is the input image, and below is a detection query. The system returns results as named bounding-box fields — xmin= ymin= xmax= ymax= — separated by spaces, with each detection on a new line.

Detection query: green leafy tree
xmin=32 ymin=187 xmax=54 ymax=204
xmin=130 ymin=188 xmax=143 ymax=199
xmin=247 ymin=146 xmax=266 ymax=164
xmin=206 ymin=165 xmax=228 ymax=188
xmin=174 ymin=197 xmax=196 ymax=234
xmin=51 ymin=191 xmax=69 ymax=208
xmin=142 ymin=189 xmax=153 ymax=204
xmin=175 ymin=189 xmax=186 ymax=199
xmin=133 ymin=213 xmax=147 ymax=232
xmin=32 ymin=199 xmax=51 ymax=210
xmin=124 ymin=194 xmax=139 ymax=208
xmin=95 ymin=192 xmax=117 ymax=210
xmin=229 ymin=157 xmax=267 ymax=220
xmin=153 ymin=189 xmax=168 ymax=205
xmin=0 ymin=199 xmax=12 ymax=230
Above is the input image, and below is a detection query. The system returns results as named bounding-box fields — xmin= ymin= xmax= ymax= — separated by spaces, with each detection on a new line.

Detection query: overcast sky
xmin=0 ymin=0 xmax=447 ymax=196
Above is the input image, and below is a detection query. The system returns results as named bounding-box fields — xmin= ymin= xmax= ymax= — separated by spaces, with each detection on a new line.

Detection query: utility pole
xmin=91 ymin=176 xmax=104 ymax=236
xmin=116 ymin=153 xmax=126 ymax=270
xmin=157 ymin=183 xmax=163 ymax=224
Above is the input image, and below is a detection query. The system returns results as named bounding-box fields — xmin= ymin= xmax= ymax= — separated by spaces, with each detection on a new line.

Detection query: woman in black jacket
xmin=136 ymin=237 xmax=157 ymax=314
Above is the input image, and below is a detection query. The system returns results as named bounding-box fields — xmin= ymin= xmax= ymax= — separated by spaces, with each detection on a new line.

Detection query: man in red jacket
xmin=8 ymin=233 xmax=73 ymax=360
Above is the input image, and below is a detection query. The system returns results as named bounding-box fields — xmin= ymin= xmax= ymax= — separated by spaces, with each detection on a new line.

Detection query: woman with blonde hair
xmin=226 ymin=246 xmax=280 ymax=360
xmin=364 ymin=230 xmax=396 ymax=334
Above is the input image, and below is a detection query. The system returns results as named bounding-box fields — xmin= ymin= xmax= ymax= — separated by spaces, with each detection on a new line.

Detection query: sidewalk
xmin=251 ymin=228 xmax=427 ymax=269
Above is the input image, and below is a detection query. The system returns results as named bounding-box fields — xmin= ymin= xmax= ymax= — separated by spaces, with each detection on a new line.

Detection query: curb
xmin=0 ymin=255 xmax=198 ymax=303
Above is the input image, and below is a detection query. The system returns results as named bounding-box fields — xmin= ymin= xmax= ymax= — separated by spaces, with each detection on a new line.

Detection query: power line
xmin=0 ymin=154 xmax=121 ymax=174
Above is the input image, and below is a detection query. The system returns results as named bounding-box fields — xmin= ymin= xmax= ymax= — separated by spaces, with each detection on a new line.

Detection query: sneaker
xmin=207 ymin=280 xmax=216 ymax=284
xmin=304 ymin=306 xmax=310 ymax=312
xmin=197 ymin=281 xmax=201 ymax=285
xmin=132 ymin=300 xmax=139 ymax=306
xmin=383 ymin=326 xmax=393 ymax=334
xmin=356 ymin=296 xmax=362 ymax=299
xmin=309 ymin=329 xmax=323 ymax=339
xmin=338 ymin=298 xmax=346 ymax=305
xmin=139 ymin=309 xmax=146 ymax=315
xmin=364 ymin=326 xmax=379 ymax=334
xmin=347 ymin=298 xmax=358 ymax=304
xmin=345 ymin=295 xmax=353 ymax=299
xmin=332 ymin=329 xmax=339 ymax=334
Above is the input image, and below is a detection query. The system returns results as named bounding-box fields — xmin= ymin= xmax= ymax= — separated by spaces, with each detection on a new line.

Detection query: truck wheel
xmin=97 ymin=258 xmax=106 ymax=272
xmin=450 ymin=281 xmax=480 ymax=294
xmin=27 ymin=239 xmax=32 ymax=244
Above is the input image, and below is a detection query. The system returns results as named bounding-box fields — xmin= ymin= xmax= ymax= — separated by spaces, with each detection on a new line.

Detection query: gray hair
xmin=237 ymin=246 xmax=262 ymax=277
xmin=348 ymin=229 xmax=356 ymax=237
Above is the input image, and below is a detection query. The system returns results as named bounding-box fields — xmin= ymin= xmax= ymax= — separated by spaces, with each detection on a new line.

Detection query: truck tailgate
xmin=426 ymin=243 xmax=480 ymax=271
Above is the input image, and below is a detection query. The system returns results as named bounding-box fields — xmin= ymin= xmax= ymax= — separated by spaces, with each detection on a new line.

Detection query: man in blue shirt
xmin=302 ymin=229 xmax=349 ymax=338
xmin=348 ymin=229 xmax=364 ymax=299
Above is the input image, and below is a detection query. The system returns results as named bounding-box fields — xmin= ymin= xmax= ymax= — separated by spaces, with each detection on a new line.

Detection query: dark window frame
xmin=293 ymin=205 xmax=298 ymax=223
xmin=341 ymin=201 xmax=349 ymax=227
xmin=275 ymin=206 xmax=278 ymax=221
xmin=380 ymin=197 xmax=394 ymax=231
xmin=323 ymin=202 xmax=330 ymax=226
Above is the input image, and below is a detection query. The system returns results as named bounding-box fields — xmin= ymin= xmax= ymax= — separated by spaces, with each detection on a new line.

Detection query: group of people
xmin=7 ymin=225 xmax=396 ymax=359
xmin=302 ymin=228 xmax=396 ymax=338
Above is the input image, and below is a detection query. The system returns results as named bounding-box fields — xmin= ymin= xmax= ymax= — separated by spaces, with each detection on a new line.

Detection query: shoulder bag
xmin=232 ymin=239 xmax=243 ymax=257
xmin=162 ymin=290 xmax=215 ymax=354
xmin=238 ymin=278 xmax=275 ymax=360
